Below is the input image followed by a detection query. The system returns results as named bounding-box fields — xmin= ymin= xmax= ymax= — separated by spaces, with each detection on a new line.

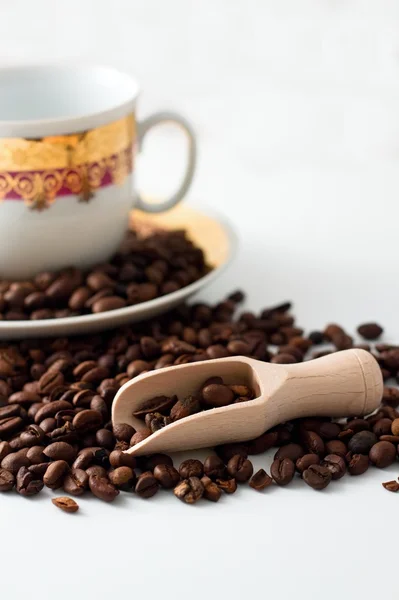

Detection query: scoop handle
xmin=268 ymin=349 xmax=383 ymax=422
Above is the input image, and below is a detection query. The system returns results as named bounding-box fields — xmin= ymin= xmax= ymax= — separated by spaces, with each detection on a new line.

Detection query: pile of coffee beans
xmin=132 ymin=378 xmax=255 ymax=440
xmin=0 ymin=290 xmax=397 ymax=511
xmin=0 ymin=229 xmax=210 ymax=321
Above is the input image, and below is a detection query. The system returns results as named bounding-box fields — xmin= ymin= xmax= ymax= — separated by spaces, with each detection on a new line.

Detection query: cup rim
xmin=0 ymin=62 xmax=139 ymax=137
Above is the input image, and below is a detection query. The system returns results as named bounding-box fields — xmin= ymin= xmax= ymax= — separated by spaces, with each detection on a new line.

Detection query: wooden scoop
xmin=112 ymin=349 xmax=382 ymax=456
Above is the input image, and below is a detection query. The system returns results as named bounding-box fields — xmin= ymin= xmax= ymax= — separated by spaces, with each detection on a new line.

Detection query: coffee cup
xmin=0 ymin=64 xmax=196 ymax=278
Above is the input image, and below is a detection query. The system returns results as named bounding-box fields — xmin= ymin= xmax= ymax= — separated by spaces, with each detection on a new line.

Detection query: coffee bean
xmin=201 ymin=384 xmax=235 ymax=408
xmin=249 ymin=469 xmax=273 ymax=491
xmin=348 ymin=431 xmax=378 ymax=454
xmin=153 ymin=464 xmax=180 ymax=489
xmin=391 ymin=418 xmax=399 ymax=436
xmin=382 ymin=387 xmax=399 ymax=407
xmin=373 ymin=418 xmax=392 ymax=437
xmin=369 ymin=441 xmax=396 ymax=468
xmin=347 ymin=453 xmax=369 ymax=475
xmin=247 ymin=431 xmax=278 ymax=455
xmin=132 ymin=395 xmax=177 ymax=418
xmin=109 ymin=467 xmax=136 ymax=491
xmin=143 ymin=454 xmax=173 ymax=472
xmin=1 ymin=450 xmax=30 ymax=474
xmin=26 ymin=445 xmax=47 ymax=464
xmin=0 ymin=468 xmax=15 ymax=491
xmin=94 ymin=428 xmax=114 ymax=449
xmin=0 ymin=441 xmax=11 ymax=462
xmin=130 ymin=430 xmax=151 ymax=446
xmin=52 ymin=497 xmax=79 ymax=513
xmin=216 ymin=478 xmax=237 ymax=494
xmin=325 ymin=440 xmax=347 ymax=458
xmin=346 ymin=419 xmax=370 ymax=433
xmin=174 ymin=477 xmax=204 ymax=504
xmin=135 ymin=471 xmax=158 ymax=498
xmin=379 ymin=435 xmax=399 ymax=443
xmin=170 ymin=395 xmax=201 ymax=421
xmin=86 ymin=465 xmax=108 ymax=478
xmin=296 ymin=454 xmax=320 ymax=474
xmin=382 ymin=480 xmax=399 ymax=492
xmin=271 ymin=458 xmax=295 ymax=486
xmin=28 ymin=463 xmax=49 ymax=478
xmin=321 ymin=454 xmax=346 ymax=480
xmin=43 ymin=460 xmax=69 ymax=489
xmin=16 ymin=467 xmax=44 ymax=496
xmin=357 ymin=322 xmax=383 ymax=340
xmin=179 ymin=459 xmax=203 ymax=479
xmin=89 ymin=474 xmax=119 ymax=501
xmin=301 ymin=431 xmax=325 ymax=456
xmin=202 ymin=480 xmax=222 ymax=502
xmin=108 ymin=450 xmax=136 ymax=469
xmin=318 ymin=422 xmax=341 ymax=440
xmin=274 ymin=443 xmax=305 ymax=463
xmin=201 ymin=456 xmax=226 ymax=483
xmin=113 ymin=423 xmax=135 ymax=442
xmin=63 ymin=469 xmax=89 ymax=495
xmin=38 ymin=370 xmax=64 ymax=394
xmin=0 ymin=416 xmax=24 ymax=437
xmin=226 ymin=455 xmax=253 ymax=482
xmin=303 ymin=465 xmax=332 ymax=490
xmin=43 ymin=442 xmax=76 ymax=463
xmin=72 ymin=409 xmax=103 ymax=433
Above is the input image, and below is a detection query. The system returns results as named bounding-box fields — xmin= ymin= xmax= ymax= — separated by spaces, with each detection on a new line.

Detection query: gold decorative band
xmin=0 ymin=114 xmax=135 ymax=209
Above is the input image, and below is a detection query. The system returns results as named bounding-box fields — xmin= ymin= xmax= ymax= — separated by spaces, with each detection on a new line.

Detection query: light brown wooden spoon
xmin=112 ymin=349 xmax=382 ymax=456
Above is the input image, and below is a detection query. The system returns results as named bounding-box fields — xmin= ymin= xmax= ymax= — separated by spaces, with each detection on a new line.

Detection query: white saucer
xmin=0 ymin=204 xmax=237 ymax=340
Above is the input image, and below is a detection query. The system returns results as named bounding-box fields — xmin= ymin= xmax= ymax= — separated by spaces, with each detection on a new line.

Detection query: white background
xmin=0 ymin=2 xmax=399 ymax=599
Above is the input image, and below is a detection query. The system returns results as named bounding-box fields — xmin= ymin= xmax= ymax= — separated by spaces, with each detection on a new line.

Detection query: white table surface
xmin=1 ymin=1 xmax=399 ymax=599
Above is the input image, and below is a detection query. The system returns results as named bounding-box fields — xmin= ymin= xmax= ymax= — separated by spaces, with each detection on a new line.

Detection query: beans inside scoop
xmin=131 ymin=377 xmax=256 ymax=440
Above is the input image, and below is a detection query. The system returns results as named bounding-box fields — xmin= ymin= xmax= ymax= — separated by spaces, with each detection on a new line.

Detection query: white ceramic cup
xmin=0 ymin=64 xmax=196 ymax=279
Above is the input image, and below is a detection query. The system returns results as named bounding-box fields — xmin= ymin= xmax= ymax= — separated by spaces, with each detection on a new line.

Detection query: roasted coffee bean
xmin=174 ymin=477 xmax=204 ymax=504
xmin=28 ymin=463 xmax=49 ymax=478
xmin=226 ymin=455 xmax=253 ymax=482
xmin=94 ymin=428 xmax=114 ymax=449
xmin=0 ymin=468 xmax=15 ymax=491
xmin=153 ymin=464 xmax=180 ymax=489
xmin=34 ymin=400 xmax=72 ymax=424
xmin=215 ymin=443 xmax=249 ymax=463
xmin=0 ymin=416 xmax=24 ymax=437
xmin=142 ymin=454 xmax=173 ymax=472
xmin=109 ymin=449 xmax=136 ymax=469
xmin=0 ymin=441 xmax=11 ymax=462
xmin=318 ymin=422 xmax=341 ymax=440
xmin=382 ymin=387 xmax=399 ymax=407
xmin=391 ymin=418 xmax=399 ymax=436
xmin=43 ymin=460 xmax=69 ymax=489
xmin=321 ymin=454 xmax=346 ymax=480
xmin=132 ymin=395 xmax=177 ymax=418
xmin=16 ymin=466 xmax=44 ymax=496
xmin=72 ymin=409 xmax=103 ymax=433
xmin=325 ymin=440 xmax=347 ymax=458
xmin=86 ymin=465 xmax=108 ymax=478
xmin=26 ymin=445 xmax=47 ymax=464
xmin=170 ymin=395 xmax=201 ymax=421
xmin=203 ymin=455 xmax=226 ymax=480
xmin=357 ymin=322 xmax=383 ymax=340
xmin=43 ymin=442 xmax=76 ymax=463
xmin=303 ymin=465 xmax=332 ymax=490
xmin=89 ymin=474 xmax=119 ymax=501
xmin=216 ymin=478 xmax=237 ymax=494
xmin=72 ymin=448 xmax=95 ymax=470
xmin=52 ymin=496 xmax=79 ymax=513
xmin=201 ymin=383 xmax=235 ymax=408
xmin=130 ymin=429 xmax=151 ymax=446
xmin=346 ymin=419 xmax=370 ymax=433
xmin=63 ymin=469 xmax=89 ymax=495
xmin=301 ymin=430 xmax=325 ymax=456
xmin=113 ymin=423 xmax=135 ymax=443
xmin=271 ymin=458 xmax=295 ymax=486
xmin=347 ymin=453 xmax=369 ymax=475
xmin=373 ymin=418 xmax=392 ymax=437
xmin=382 ymin=480 xmax=399 ymax=492
xmin=348 ymin=431 xmax=378 ymax=454
xmin=1 ymin=450 xmax=30 ymax=474
xmin=274 ymin=443 xmax=305 ymax=463
xmin=249 ymin=469 xmax=272 ymax=491
xmin=38 ymin=370 xmax=64 ymax=394
xmin=247 ymin=431 xmax=278 ymax=455
xmin=179 ymin=459 xmax=203 ymax=479
xmin=109 ymin=466 xmax=136 ymax=491
xmin=296 ymin=454 xmax=320 ymax=474
xmin=202 ymin=480 xmax=222 ymax=502
xmin=379 ymin=435 xmax=399 ymax=443
xmin=369 ymin=441 xmax=396 ymax=468
xmin=135 ymin=471 xmax=158 ymax=498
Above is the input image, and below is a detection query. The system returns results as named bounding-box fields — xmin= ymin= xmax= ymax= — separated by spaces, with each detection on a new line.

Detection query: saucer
xmin=0 ymin=204 xmax=237 ymax=340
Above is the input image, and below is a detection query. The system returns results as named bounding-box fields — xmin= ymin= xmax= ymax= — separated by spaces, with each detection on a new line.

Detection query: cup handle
xmin=135 ymin=111 xmax=197 ymax=213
